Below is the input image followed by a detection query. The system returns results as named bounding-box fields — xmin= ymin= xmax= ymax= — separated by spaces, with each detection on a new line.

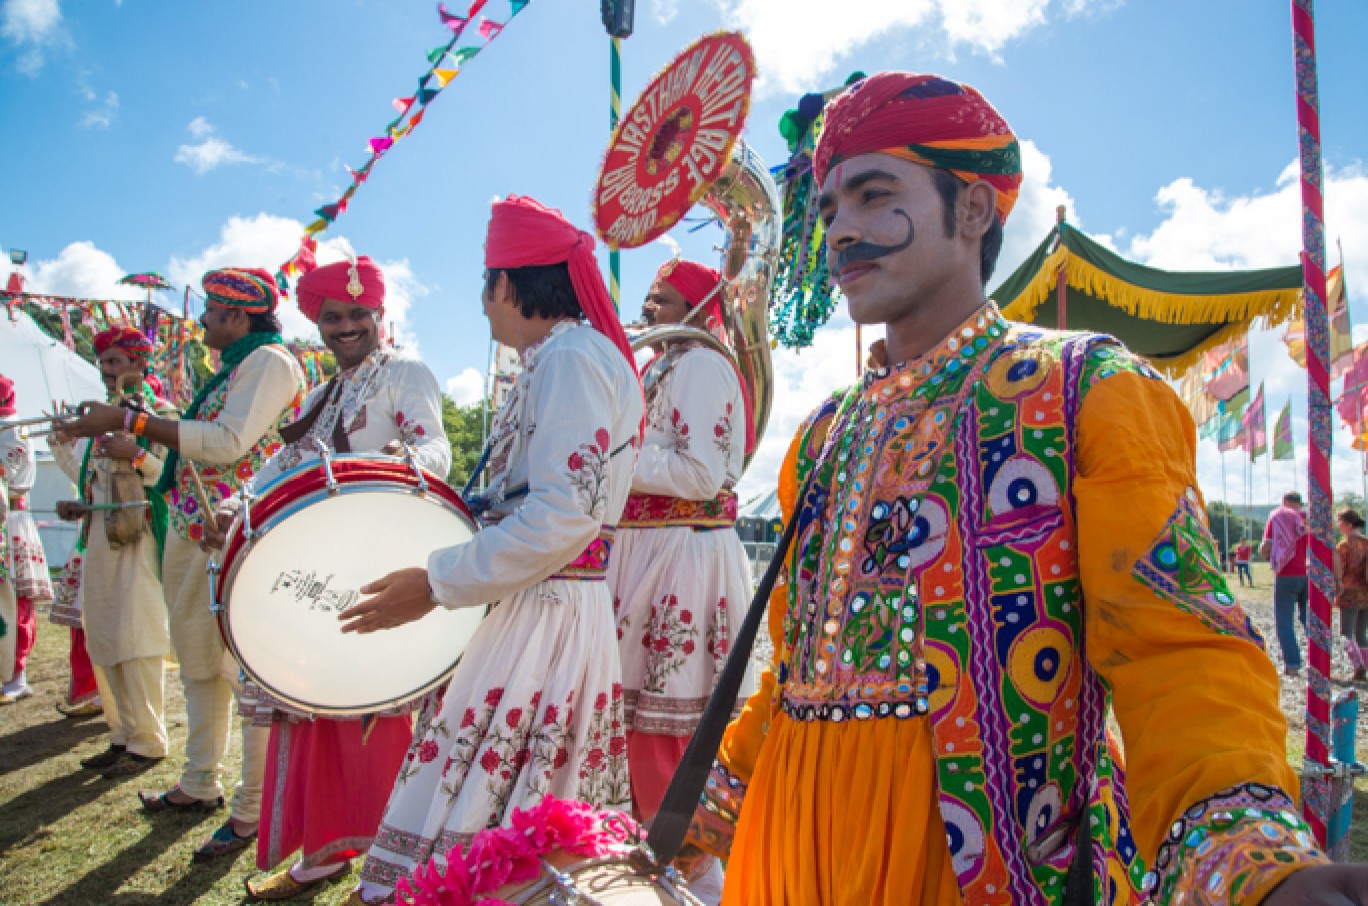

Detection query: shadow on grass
xmin=36 ymin=814 xmax=241 ymax=906
xmin=0 ymin=712 xmax=106 ymax=779
xmin=0 ymin=766 xmax=115 ymax=853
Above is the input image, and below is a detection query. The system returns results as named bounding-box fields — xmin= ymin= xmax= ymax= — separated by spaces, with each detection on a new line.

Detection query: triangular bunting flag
xmin=433 ymin=68 xmax=457 ymax=87
xmin=417 ymin=87 xmax=440 ymax=105
xmin=314 ymin=203 xmax=340 ymax=221
xmin=466 ymin=0 xmax=489 ymax=16
xmin=369 ymin=136 xmax=394 ymax=154
xmin=510 ymin=0 xmax=528 ymax=12
xmin=393 ymin=95 xmax=416 ymax=113
xmin=409 ymin=108 xmax=426 ymax=127
xmin=426 ymin=45 xmax=449 ymax=65
xmin=478 ymin=19 xmax=504 ymax=40
xmin=305 ymin=218 xmax=328 ymax=234
xmin=451 ymin=46 xmax=480 ymax=64
xmin=437 ymin=1 xmax=468 ymax=32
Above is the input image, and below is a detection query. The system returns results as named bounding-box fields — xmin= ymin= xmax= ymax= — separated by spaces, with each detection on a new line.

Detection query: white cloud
xmin=997 ymin=139 xmax=1078 ymax=276
xmin=648 ymin=0 xmax=680 ymax=24
xmin=174 ymin=117 xmax=258 ymax=174
xmin=165 ymin=213 xmax=426 ymax=350
xmin=444 ymin=368 xmax=485 ymax=406
xmin=25 ymin=240 xmax=144 ymax=300
xmin=1 ymin=0 xmax=63 ymax=75
xmin=79 ymin=89 xmax=117 ymax=128
xmin=1109 ymin=159 xmax=1368 ymax=508
xmin=717 ymin=0 xmax=1116 ymax=97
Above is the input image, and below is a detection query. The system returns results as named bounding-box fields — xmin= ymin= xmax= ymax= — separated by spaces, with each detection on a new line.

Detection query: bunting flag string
xmin=274 ymin=0 xmax=531 ymax=294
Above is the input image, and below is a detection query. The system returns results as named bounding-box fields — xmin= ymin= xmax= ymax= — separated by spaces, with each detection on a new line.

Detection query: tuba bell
xmin=625 ymin=141 xmax=780 ymax=472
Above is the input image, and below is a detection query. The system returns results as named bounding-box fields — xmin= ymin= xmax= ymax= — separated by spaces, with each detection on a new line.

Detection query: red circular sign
xmin=593 ymin=32 xmax=755 ymax=250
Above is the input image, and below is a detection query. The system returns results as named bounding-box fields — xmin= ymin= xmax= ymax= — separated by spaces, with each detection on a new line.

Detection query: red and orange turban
xmin=485 ymin=195 xmax=637 ymax=376
xmin=295 ymin=256 xmax=386 ymax=323
xmin=93 ymin=326 xmax=154 ymax=361
xmin=0 ymin=374 xmax=15 ymax=418
xmin=813 ymin=72 xmax=1022 ymax=225
xmin=202 ymin=266 xmax=280 ymax=314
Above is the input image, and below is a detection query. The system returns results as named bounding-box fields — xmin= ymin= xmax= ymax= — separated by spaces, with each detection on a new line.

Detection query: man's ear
xmin=960 ymin=179 xmax=998 ymax=241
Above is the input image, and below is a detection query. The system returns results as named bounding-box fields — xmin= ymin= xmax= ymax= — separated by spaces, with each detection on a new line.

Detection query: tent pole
xmin=1055 ymin=205 xmax=1068 ymax=330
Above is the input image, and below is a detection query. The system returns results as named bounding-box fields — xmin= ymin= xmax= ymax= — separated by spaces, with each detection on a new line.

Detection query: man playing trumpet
xmin=50 ymin=326 xmax=174 ymax=778
xmin=60 ymin=268 xmax=305 ymax=862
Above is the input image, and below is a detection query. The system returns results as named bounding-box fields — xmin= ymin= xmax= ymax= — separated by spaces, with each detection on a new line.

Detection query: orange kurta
xmin=693 ymin=310 xmax=1325 ymax=905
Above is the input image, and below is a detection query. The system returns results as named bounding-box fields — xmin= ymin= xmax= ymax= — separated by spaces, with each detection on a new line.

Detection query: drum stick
xmin=86 ymin=501 xmax=151 ymax=511
xmin=186 ymin=462 xmax=215 ymax=519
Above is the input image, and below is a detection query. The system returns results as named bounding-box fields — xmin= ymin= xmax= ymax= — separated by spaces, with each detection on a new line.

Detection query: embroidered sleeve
xmin=178 ymin=346 xmax=303 ymax=464
xmin=632 ymin=348 xmax=743 ymax=500
xmin=426 ymin=345 xmax=617 ymax=608
xmin=1074 ymin=369 xmax=1324 ymax=898
xmin=390 ymin=359 xmax=452 ymax=479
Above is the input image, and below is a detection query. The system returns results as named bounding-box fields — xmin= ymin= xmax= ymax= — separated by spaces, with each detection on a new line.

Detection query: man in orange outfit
xmin=688 ymin=71 xmax=1368 ymax=905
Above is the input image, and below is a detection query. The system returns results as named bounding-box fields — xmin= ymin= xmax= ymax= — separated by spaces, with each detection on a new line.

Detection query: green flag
xmin=1273 ymin=401 xmax=1294 ymax=461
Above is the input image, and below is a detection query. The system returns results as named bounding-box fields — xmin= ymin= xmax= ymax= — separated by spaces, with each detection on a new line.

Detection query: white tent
xmin=2 ymin=310 xmax=107 ymax=565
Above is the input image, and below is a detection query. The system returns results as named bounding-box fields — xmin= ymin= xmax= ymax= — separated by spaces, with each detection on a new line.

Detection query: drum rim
xmin=217 ymin=479 xmax=479 ymax=717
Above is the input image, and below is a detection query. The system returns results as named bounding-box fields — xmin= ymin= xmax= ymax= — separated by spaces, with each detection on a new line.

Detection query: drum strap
xmin=278 ymin=377 xmax=352 ymax=453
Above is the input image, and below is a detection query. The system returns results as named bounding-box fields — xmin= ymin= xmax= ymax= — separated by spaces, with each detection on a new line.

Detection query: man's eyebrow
xmin=817 ymin=168 xmax=900 ymax=211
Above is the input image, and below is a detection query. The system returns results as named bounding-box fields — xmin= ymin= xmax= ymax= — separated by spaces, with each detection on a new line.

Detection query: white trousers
xmin=94 ymin=656 xmax=168 ymax=758
xmin=178 ymin=648 xmax=268 ymax=824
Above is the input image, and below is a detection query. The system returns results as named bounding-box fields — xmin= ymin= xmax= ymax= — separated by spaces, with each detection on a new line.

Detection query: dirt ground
xmin=0 ymin=564 xmax=1364 ymax=904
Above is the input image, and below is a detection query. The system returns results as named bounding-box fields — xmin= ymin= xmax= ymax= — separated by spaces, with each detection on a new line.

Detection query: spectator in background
xmin=1235 ymin=538 xmax=1254 ymax=587
xmin=1261 ymin=491 xmax=1309 ymax=676
xmin=1334 ymin=508 xmax=1368 ymax=682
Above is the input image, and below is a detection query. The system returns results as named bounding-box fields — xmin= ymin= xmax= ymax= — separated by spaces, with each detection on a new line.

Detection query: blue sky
xmin=3 ymin=0 xmax=1367 ymax=501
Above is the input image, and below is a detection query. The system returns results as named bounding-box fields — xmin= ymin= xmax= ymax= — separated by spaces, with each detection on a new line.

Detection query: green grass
xmin=0 ymin=623 xmax=359 ymax=905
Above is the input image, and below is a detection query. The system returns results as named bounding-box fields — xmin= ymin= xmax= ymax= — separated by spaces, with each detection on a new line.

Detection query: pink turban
xmin=655 ymin=259 xmax=723 ymax=328
xmin=485 ymin=195 xmax=637 ymax=377
xmin=296 ymin=256 xmax=386 ymax=323
xmin=0 ymin=374 xmax=14 ymax=418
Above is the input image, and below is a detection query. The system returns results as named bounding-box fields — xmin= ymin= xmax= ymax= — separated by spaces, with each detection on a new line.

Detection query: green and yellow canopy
xmin=990 ymin=222 xmax=1303 ymax=377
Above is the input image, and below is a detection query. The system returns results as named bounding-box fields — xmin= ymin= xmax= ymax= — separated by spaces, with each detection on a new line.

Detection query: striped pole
xmin=609 ymin=35 xmax=622 ymax=312
xmin=1291 ymin=0 xmax=1335 ymax=847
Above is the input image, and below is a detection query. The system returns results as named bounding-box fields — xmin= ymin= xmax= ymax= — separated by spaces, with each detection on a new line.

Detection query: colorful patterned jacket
xmin=696 ymin=317 xmax=1324 ymax=903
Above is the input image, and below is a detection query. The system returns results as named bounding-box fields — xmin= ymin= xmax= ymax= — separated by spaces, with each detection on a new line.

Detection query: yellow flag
xmin=433 ymin=68 xmax=457 ymax=87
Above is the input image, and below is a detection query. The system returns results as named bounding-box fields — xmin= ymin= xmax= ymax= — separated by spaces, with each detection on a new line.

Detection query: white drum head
xmin=224 ymin=487 xmax=479 ymax=715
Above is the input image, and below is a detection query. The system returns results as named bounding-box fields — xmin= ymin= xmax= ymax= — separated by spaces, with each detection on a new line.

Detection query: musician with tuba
xmin=58 ymin=267 xmax=306 ymax=862
xmin=49 ymin=326 xmax=173 ymax=777
xmin=233 ymin=255 xmax=451 ymax=901
xmin=606 ymin=259 xmax=755 ymax=895
xmin=0 ymin=373 xmax=55 ymax=705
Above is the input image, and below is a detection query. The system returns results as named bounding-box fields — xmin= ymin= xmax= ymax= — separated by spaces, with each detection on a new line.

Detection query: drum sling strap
xmin=278 ymin=376 xmax=352 ymax=454
xmin=644 ymin=484 xmax=1096 ymax=902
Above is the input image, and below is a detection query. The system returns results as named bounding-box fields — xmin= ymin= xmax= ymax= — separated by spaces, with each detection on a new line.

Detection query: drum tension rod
xmin=308 ymin=437 xmax=340 ymax=495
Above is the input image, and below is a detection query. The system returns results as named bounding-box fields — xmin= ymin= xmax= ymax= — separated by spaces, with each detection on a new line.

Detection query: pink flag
xmin=1206 ymin=338 xmax=1250 ymax=402
xmin=478 ymin=18 xmax=504 ymax=39
xmin=1338 ymin=342 xmax=1368 ymax=449
xmin=1243 ymin=382 xmax=1267 ymax=460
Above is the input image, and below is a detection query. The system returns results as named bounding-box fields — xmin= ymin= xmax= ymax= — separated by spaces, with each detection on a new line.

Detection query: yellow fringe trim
xmin=1000 ymin=246 xmax=1304 ymax=378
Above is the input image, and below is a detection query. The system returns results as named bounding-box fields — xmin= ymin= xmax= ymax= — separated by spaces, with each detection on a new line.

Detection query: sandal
xmin=245 ymin=861 xmax=352 ymax=901
xmin=138 ymin=788 xmax=224 ymax=814
xmin=192 ymin=820 xmax=258 ymax=862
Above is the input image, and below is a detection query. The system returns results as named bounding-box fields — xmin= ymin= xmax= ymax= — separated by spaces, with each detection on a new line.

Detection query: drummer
xmin=229 ymin=255 xmax=450 ymax=901
xmin=59 ymin=267 xmax=306 ymax=862
xmin=341 ymin=196 xmax=644 ymax=906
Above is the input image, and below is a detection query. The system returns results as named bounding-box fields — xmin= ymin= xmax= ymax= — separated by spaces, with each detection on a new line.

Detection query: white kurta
xmin=50 ymin=434 xmax=169 ymax=667
xmin=607 ymin=345 xmax=753 ymax=736
xmin=239 ymin=349 xmax=452 ymax=724
xmin=2 ymin=429 xmax=53 ymax=602
xmin=0 ymin=473 xmax=14 ymax=683
xmin=360 ymin=321 xmax=643 ymax=894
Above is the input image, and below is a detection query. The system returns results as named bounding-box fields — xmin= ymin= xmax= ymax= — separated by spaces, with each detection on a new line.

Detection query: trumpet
xmin=0 ymin=406 xmax=81 ymax=439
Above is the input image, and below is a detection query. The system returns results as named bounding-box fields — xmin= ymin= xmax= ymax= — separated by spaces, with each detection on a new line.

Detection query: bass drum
xmin=212 ymin=453 xmax=482 ymax=717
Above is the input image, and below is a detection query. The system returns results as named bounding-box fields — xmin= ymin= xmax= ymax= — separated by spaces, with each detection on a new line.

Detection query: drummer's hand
xmin=56 ymin=500 xmax=88 ymax=521
xmin=198 ymin=510 xmax=233 ymax=552
xmin=57 ymin=401 xmax=126 ymax=438
xmin=339 ymin=567 xmax=436 ymax=634
xmin=98 ymin=434 xmax=141 ymax=461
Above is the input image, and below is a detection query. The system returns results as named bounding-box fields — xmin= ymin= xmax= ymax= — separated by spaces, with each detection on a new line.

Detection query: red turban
xmin=655 ymin=259 xmax=724 ymax=329
xmin=202 ymin=267 xmax=280 ymax=314
xmin=0 ymin=374 xmax=14 ymax=418
xmin=814 ymin=72 xmax=1022 ymax=225
xmin=485 ymin=195 xmax=637 ymax=377
xmin=94 ymin=326 xmax=154 ymax=361
xmin=295 ymin=256 xmax=386 ymax=323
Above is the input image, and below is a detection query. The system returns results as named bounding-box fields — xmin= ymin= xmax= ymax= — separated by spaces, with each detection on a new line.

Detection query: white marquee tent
xmin=2 ymin=310 xmax=107 ymax=566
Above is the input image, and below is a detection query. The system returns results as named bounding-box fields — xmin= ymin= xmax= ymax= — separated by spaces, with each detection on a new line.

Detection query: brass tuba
xmin=627 ymin=140 xmax=780 ymax=471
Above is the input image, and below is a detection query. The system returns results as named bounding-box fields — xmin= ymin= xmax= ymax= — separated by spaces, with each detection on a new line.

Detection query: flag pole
xmin=1220 ymin=448 xmax=1231 ymax=560
xmin=1291 ymin=0 xmax=1336 ymax=846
